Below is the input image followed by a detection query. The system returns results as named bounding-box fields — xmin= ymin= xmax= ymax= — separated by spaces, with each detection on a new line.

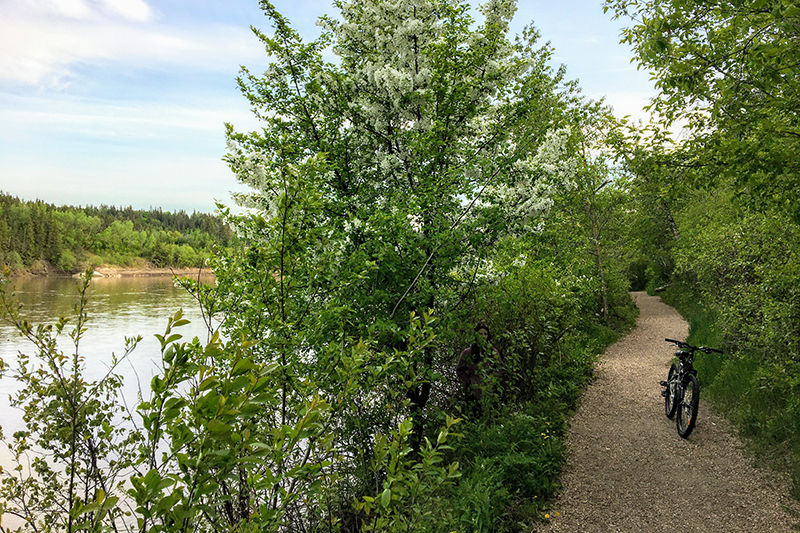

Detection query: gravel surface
xmin=538 ymin=291 xmax=800 ymax=532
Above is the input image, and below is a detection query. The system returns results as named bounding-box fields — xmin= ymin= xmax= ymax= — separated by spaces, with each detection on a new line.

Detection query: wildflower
xmin=545 ymin=514 xmax=550 ymax=519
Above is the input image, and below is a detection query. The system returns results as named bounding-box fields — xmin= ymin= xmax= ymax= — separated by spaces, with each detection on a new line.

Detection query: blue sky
xmin=0 ymin=0 xmax=654 ymax=213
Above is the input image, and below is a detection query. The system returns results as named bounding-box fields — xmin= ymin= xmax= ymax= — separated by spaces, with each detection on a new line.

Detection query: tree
xmin=192 ymin=0 xmax=574 ymax=526
xmin=605 ymin=0 xmax=800 ymax=221
xmin=223 ymin=0 xmax=568 ymax=447
xmin=0 ymin=271 xmax=141 ymax=532
xmin=493 ymin=104 xmax=627 ymax=323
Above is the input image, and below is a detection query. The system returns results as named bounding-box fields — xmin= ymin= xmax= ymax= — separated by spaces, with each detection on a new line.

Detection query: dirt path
xmin=540 ymin=291 xmax=800 ymax=532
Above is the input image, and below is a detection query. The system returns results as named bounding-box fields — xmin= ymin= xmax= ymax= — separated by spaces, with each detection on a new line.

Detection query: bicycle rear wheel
xmin=677 ymin=373 xmax=699 ymax=438
xmin=665 ymin=364 xmax=679 ymax=419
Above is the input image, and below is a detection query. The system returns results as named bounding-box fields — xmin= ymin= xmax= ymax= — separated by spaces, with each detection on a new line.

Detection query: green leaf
xmin=80 ymin=502 xmax=101 ymax=514
xmin=207 ymin=419 xmax=232 ymax=434
xmin=164 ymin=333 xmax=183 ymax=345
xmin=232 ymin=357 xmax=256 ymax=376
xmin=198 ymin=376 xmax=218 ymax=391
xmin=380 ymin=487 xmax=392 ymax=508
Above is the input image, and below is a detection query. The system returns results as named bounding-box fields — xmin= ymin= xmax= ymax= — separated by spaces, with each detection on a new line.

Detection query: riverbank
xmin=89 ymin=266 xmax=213 ymax=279
xmin=5 ymin=261 xmax=213 ymax=280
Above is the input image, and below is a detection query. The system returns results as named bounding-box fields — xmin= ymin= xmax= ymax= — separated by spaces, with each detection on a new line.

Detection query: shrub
xmin=2 ymin=251 xmax=24 ymax=271
xmin=55 ymin=249 xmax=77 ymax=272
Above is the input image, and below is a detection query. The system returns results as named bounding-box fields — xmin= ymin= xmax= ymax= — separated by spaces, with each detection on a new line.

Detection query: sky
xmin=0 ymin=0 xmax=656 ymax=213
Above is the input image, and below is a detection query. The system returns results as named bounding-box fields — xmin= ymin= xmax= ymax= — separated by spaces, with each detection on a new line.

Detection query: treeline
xmin=0 ymin=192 xmax=236 ymax=273
xmin=609 ymin=0 xmax=800 ymax=496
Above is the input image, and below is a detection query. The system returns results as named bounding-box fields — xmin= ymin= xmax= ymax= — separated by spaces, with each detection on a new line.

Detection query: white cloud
xmin=0 ymin=156 xmax=246 ymax=212
xmin=0 ymin=89 xmax=260 ymax=211
xmin=41 ymin=0 xmax=93 ymax=19
xmin=0 ymin=1 xmax=264 ymax=87
xmin=24 ymin=0 xmax=152 ymax=21
xmin=99 ymin=0 xmax=153 ymax=22
xmin=0 ymin=92 xmax=261 ymax=146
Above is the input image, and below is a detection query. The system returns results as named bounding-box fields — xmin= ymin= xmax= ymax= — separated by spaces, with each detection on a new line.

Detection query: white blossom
xmin=489 ymin=127 xmax=582 ymax=228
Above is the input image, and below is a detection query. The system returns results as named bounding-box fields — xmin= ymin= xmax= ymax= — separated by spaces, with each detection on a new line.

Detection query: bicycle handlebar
xmin=665 ymin=338 xmax=723 ymax=354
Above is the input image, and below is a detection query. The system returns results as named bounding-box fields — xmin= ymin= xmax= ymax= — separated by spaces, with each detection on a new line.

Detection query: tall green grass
xmin=657 ymin=284 xmax=723 ymax=386
xmin=660 ymin=283 xmax=800 ymax=500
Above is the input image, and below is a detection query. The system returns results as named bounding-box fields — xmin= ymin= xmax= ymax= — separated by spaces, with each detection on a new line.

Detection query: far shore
xmin=8 ymin=265 xmax=215 ymax=280
xmin=89 ymin=267 xmax=215 ymax=279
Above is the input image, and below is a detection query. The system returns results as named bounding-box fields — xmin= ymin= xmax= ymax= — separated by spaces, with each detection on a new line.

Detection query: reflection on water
xmin=0 ymin=275 xmax=219 ymax=527
xmin=0 ymin=275 xmax=216 ymax=436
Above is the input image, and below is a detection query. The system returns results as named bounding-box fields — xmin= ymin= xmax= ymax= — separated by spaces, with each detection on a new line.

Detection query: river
xmin=0 ymin=274 xmax=220 ymax=527
xmin=0 ymin=274 xmax=216 ymax=437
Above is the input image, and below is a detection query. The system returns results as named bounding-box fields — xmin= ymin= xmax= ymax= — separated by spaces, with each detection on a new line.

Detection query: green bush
xmin=174 ymin=244 xmax=204 ymax=268
xmin=2 ymin=251 xmax=24 ymax=271
xmin=453 ymin=459 xmax=508 ymax=532
xmin=446 ymin=410 xmax=568 ymax=532
xmin=55 ymin=249 xmax=77 ymax=272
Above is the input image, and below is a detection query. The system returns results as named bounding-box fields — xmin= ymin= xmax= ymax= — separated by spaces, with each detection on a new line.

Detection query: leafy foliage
xmin=0 ymin=1 xmax=643 ymax=531
xmin=606 ymin=0 xmax=800 ymax=221
xmin=212 ymin=0 xmax=583 ymax=503
xmin=0 ymin=270 xmax=141 ymax=532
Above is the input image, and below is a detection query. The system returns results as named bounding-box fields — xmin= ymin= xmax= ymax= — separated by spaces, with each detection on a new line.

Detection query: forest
xmin=0 ymin=0 xmax=798 ymax=531
xmin=0 ymin=193 xmax=236 ymax=273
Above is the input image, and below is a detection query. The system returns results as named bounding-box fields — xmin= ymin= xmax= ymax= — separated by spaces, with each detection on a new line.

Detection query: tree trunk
xmin=660 ymin=200 xmax=680 ymax=241
xmin=595 ymin=240 xmax=610 ymax=325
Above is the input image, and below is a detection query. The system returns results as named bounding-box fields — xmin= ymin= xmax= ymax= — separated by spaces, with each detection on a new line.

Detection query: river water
xmin=0 ymin=274 xmax=215 ymax=437
xmin=0 ymin=274 xmax=220 ymax=527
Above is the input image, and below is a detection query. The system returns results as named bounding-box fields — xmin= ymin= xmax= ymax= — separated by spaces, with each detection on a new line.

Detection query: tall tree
xmin=496 ymin=105 xmax=627 ymax=323
xmin=222 ymin=0 xmax=569 ymax=447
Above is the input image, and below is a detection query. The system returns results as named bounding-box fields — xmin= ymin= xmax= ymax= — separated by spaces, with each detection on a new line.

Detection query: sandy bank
xmin=89 ymin=267 xmax=214 ymax=279
xmin=7 ymin=266 xmax=213 ymax=279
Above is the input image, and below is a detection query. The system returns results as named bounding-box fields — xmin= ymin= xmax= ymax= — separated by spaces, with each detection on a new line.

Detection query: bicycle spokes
xmin=663 ymin=339 xmax=718 ymax=438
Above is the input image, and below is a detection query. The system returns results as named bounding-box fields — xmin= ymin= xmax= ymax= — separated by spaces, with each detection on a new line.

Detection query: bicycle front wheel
xmin=665 ymin=363 xmax=679 ymax=419
xmin=677 ymin=373 xmax=699 ymax=438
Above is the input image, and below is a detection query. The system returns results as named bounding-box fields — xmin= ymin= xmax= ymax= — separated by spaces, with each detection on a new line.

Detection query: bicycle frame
xmin=676 ymin=351 xmax=696 ymax=384
xmin=661 ymin=338 xmax=722 ymax=438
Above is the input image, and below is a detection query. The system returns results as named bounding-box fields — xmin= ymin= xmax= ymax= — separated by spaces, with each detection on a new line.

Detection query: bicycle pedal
xmin=659 ymin=381 xmax=668 ymax=387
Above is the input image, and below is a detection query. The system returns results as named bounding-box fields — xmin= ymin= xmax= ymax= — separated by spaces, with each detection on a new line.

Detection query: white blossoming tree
xmin=186 ymin=0 xmax=574 ymax=529
xmin=223 ymin=0 xmax=567 ymax=428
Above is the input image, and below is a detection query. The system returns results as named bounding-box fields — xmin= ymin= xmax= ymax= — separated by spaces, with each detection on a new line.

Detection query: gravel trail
xmin=539 ymin=291 xmax=800 ymax=532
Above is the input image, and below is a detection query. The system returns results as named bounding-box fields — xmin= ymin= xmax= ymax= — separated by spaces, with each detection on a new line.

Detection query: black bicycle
xmin=660 ymin=338 xmax=723 ymax=438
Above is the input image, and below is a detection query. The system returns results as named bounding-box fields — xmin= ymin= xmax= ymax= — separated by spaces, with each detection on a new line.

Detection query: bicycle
xmin=660 ymin=338 xmax=723 ymax=438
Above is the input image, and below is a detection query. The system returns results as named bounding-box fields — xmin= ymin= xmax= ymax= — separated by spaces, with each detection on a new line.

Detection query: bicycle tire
xmin=665 ymin=363 xmax=679 ymax=419
xmin=677 ymin=373 xmax=699 ymax=438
